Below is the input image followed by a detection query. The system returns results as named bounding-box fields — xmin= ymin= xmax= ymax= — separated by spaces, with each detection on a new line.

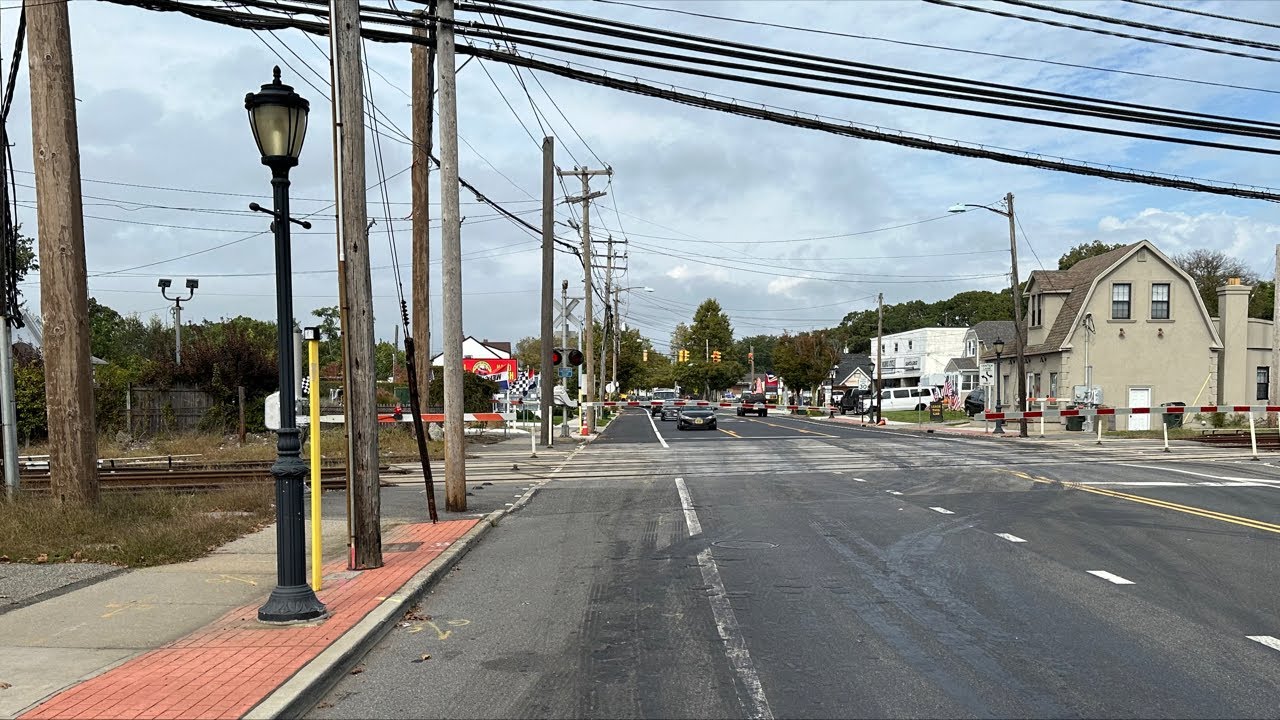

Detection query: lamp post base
xmin=258 ymin=584 xmax=327 ymax=624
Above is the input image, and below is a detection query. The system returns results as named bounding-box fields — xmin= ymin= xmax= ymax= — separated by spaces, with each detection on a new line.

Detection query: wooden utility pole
xmin=540 ymin=137 xmax=555 ymax=447
xmin=331 ymin=0 xmax=381 ymax=568
xmin=599 ymin=235 xmax=613 ymax=395
xmin=875 ymin=293 xmax=883 ymax=424
xmin=1006 ymin=192 xmax=1028 ymax=438
xmin=27 ymin=0 xmax=97 ymax=506
xmin=557 ymin=166 xmax=610 ymax=432
xmin=411 ymin=9 xmax=434 ymax=406
xmin=438 ymin=0 xmax=467 ymax=511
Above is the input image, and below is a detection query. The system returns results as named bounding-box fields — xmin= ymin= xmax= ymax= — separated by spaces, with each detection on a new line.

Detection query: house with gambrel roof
xmin=999 ymin=240 xmax=1228 ymax=430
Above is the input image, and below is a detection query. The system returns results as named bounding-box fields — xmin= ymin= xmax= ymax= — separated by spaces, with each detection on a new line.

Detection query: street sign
xmin=979 ymin=362 xmax=996 ymax=385
xmin=558 ymin=368 xmax=574 ymax=378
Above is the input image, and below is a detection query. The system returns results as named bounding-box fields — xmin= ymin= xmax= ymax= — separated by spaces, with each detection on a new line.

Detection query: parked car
xmin=676 ymin=406 xmax=717 ymax=431
xmin=839 ymin=389 xmax=870 ymax=416
xmin=964 ymin=388 xmax=986 ymax=417
xmin=651 ymin=388 xmax=678 ymax=417
xmin=877 ymin=386 xmax=941 ymax=412
xmin=737 ymin=392 xmax=768 ymax=417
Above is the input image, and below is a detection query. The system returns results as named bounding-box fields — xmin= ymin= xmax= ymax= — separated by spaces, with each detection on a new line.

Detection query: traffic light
xmin=552 ymin=348 xmax=564 ymax=366
xmin=642 ymin=350 xmax=649 ymax=362
xmin=712 ymin=350 xmax=722 ymax=363
xmin=678 ymin=349 xmax=689 ymax=363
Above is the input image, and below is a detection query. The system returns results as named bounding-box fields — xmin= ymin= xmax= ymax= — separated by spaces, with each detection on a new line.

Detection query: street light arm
xmin=953 ymin=202 xmax=1010 ymax=218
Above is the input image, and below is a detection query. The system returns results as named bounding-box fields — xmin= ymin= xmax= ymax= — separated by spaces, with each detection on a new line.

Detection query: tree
xmin=733 ymin=334 xmax=778 ymax=371
xmin=87 ymin=297 xmax=125 ymax=362
xmin=670 ymin=299 xmax=742 ymax=396
xmin=374 ymin=340 xmax=406 ymax=382
xmin=1251 ymin=281 xmax=1274 ymax=320
xmin=513 ymin=335 xmax=542 ymax=372
xmin=428 ymin=372 xmax=498 ymax=413
xmin=312 ymin=305 xmax=344 ymax=369
xmin=1173 ymin=249 xmax=1257 ymax=317
xmin=774 ymin=330 xmax=840 ymax=400
xmin=1059 ymin=240 xmax=1124 ymax=270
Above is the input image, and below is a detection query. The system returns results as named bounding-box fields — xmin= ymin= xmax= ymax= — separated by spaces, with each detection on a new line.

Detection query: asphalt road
xmin=313 ymin=409 xmax=1280 ymax=719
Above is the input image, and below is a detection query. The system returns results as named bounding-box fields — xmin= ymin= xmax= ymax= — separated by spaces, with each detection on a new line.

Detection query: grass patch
xmin=882 ymin=409 xmax=970 ymax=424
xmin=0 ymin=486 xmax=275 ymax=567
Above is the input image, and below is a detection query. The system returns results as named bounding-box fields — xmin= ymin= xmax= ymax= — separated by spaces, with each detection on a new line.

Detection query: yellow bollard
xmin=308 ymin=333 xmax=322 ymax=591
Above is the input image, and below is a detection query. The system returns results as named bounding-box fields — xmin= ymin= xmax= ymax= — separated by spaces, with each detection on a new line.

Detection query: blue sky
xmin=7 ymin=0 xmax=1280 ymax=355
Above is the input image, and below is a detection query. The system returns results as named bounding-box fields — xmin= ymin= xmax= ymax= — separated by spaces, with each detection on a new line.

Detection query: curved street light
xmin=246 ymin=67 xmax=326 ymax=625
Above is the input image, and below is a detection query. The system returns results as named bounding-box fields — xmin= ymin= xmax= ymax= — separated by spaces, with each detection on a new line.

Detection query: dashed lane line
xmin=995 ymin=533 xmax=1027 ymax=543
xmin=675 ymin=477 xmax=702 ymax=537
xmin=929 ymin=506 xmax=954 ymax=515
xmin=1087 ymin=570 xmax=1135 ymax=585
xmin=1247 ymin=636 xmax=1280 ymax=652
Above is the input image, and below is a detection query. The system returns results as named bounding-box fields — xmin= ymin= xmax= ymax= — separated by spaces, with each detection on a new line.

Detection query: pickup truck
xmin=737 ymin=392 xmax=768 ymax=417
xmin=650 ymin=388 xmax=678 ymax=416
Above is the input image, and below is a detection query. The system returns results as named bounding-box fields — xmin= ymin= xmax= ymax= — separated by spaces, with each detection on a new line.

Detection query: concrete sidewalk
xmin=1 ymin=435 xmax=587 ymax=719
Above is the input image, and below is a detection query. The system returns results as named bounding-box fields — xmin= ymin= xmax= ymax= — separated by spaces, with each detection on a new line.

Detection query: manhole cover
xmin=384 ymin=542 xmax=423 ymax=553
xmin=712 ymin=540 xmax=778 ymax=550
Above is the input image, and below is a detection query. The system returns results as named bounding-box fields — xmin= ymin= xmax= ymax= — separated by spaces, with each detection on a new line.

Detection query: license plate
xmin=694 ymin=419 xmax=703 ymax=424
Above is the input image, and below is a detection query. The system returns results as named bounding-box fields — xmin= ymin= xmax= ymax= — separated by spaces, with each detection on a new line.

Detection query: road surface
xmin=312 ymin=409 xmax=1280 ymax=719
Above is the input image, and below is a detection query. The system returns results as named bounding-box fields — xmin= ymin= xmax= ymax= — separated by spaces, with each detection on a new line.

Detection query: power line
xmin=924 ymin=0 xmax=1280 ymax=65
xmin=593 ymin=0 xmax=1280 ymax=96
xmin=997 ymin=0 xmax=1280 ymax=53
xmin=1120 ymin=0 xmax=1280 ymax=32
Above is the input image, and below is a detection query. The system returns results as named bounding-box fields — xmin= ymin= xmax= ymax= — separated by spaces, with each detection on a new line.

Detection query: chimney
xmin=1217 ymin=279 xmax=1252 ymax=404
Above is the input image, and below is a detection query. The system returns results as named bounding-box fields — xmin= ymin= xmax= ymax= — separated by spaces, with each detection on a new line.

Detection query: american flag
xmin=942 ymin=376 xmax=961 ymax=410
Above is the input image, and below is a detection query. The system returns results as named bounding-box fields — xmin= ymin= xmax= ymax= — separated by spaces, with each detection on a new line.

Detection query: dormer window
xmin=965 ymin=339 xmax=977 ymax=356
xmin=1029 ymin=294 xmax=1044 ymax=327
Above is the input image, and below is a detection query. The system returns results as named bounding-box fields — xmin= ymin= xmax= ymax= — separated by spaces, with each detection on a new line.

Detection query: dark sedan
xmin=676 ymin=407 xmax=717 ymax=431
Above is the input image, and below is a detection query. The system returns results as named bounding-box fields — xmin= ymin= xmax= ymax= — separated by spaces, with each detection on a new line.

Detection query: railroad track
xmin=17 ymin=463 xmax=402 ymax=492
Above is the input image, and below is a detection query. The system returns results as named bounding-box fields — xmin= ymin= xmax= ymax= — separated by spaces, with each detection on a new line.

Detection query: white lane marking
xmin=646 ymin=409 xmax=670 ymax=449
xmin=1087 ymin=570 xmax=1135 ymax=585
xmin=929 ymin=506 xmax=954 ymax=514
xmin=853 ymin=477 xmax=866 ymax=483
xmin=832 ymin=471 xmax=844 ymax=474
xmin=995 ymin=533 xmax=1027 ymax=543
xmin=886 ymin=490 xmax=903 ymax=496
xmin=675 ymin=477 xmax=702 ymax=537
xmin=696 ymin=548 xmax=774 ymax=720
xmin=1247 ymin=635 xmax=1280 ymax=652
xmin=1077 ymin=481 xmax=1190 ymax=487
xmin=1116 ymin=463 xmax=1280 ymax=485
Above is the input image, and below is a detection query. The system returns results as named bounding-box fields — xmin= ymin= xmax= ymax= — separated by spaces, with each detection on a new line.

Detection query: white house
xmin=871 ymin=328 xmax=968 ymax=388
xmin=431 ymin=336 xmax=512 ymax=365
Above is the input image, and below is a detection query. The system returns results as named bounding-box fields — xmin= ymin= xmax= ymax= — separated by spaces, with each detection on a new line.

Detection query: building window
xmin=1258 ymin=366 xmax=1270 ymax=401
xmin=894 ymin=343 xmax=899 ymax=352
xmin=1030 ymin=294 xmax=1044 ymax=327
xmin=1049 ymin=372 xmax=1059 ymax=399
xmin=908 ymin=340 xmax=913 ymax=350
xmin=1112 ymin=283 xmax=1131 ymax=320
xmin=965 ymin=339 xmax=977 ymax=356
xmin=1151 ymin=283 xmax=1170 ymax=320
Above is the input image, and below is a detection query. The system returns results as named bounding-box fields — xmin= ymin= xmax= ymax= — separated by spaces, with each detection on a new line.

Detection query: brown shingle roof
xmin=1021 ymin=242 xmax=1141 ymax=356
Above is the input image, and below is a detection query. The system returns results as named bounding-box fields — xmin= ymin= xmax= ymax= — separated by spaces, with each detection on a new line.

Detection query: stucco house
xmin=1001 ymin=239 xmax=1238 ymax=430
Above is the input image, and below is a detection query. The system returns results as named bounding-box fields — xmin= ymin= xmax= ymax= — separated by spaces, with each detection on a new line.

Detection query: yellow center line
xmin=998 ymin=469 xmax=1280 ymax=535
xmin=719 ymin=428 xmax=742 ymax=438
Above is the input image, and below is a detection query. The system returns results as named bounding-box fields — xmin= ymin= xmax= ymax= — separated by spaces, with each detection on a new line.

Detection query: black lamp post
xmin=246 ymin=67 xmax=326 ymax=624
xmin=992 ymin=337 xmax=1006 ymax=436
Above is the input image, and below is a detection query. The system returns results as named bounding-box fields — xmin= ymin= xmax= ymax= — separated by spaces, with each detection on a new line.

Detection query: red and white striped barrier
xmin=981 ymin=404 xmax=1279 ymax=422
xmin=377 ymin=412 xmax=507 ymax=424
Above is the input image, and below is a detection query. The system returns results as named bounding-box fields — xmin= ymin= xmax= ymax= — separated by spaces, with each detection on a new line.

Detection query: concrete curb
xmin=244 ymin=440 xmax=589 ymax=719
xmin=0 ymin=566 xmax=131 ymax=618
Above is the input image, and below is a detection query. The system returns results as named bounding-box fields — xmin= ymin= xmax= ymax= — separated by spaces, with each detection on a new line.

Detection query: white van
xmin=876 ymin=386 xmax=940 ymax=412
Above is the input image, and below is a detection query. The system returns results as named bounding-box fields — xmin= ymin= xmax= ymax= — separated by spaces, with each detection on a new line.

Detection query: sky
xmin=7 ymin=0 xmax=1280 ymax=358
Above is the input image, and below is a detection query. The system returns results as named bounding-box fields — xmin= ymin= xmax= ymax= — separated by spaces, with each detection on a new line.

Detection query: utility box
xmin=1162 ymin=402 xmax=1185 ymax=429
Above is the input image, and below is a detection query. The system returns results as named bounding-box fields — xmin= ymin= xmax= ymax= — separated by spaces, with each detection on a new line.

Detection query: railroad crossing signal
xmin=552 ymin=347 xmax=584 ymax=367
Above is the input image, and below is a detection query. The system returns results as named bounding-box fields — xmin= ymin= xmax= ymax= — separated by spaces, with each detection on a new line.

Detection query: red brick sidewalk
xmin=21 ymin=520 xmax=478 ymax=720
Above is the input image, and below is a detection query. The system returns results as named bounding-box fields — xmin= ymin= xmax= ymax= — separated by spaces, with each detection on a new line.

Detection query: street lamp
xmin=828 ymin=364 xmax=839 ymax=417
xmin=992 ymin=336 xmax=1006 ymax=435
xmin=158 ymin=278 xmax=198 ymax=365
xmin=245 ymin=67 xmax=326 ymax=624
xmin=950 ymin=194 xmax=1028 ymax=437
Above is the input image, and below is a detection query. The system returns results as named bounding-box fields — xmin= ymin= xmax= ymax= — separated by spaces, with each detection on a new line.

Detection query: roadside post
xmin=1162 ymin=410 xmax=1171 ymax=453
xmin=1096 ymin=411 xmax=1104 ymax=445
xmin=1249 ymin=411 xmax=1260 ymax=461
xmin=1039 ymin=399 xmax=1045 ymax=438
xmin=305 ymin=327 xmax=322 ymax=592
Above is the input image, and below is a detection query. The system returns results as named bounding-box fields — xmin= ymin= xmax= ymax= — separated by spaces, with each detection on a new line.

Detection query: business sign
xmin=463 ymin=358 xmax=517 ymax=383
xmin=903 ymin=357 xmax=921 ymax=372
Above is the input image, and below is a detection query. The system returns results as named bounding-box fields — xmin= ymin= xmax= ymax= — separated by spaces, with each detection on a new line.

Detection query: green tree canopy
xmin=513 ymin=335 xmax=542 ymax=372
xmin=774 ymin=330 xmax=840 ymax=395
xmin=1058 ymin=240 xmax=1125 ymax=270
xmin=733 ymin=334 xmax=778 ymax=371
xmin=1173 ymin=249 xmax=1258 ymax=317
